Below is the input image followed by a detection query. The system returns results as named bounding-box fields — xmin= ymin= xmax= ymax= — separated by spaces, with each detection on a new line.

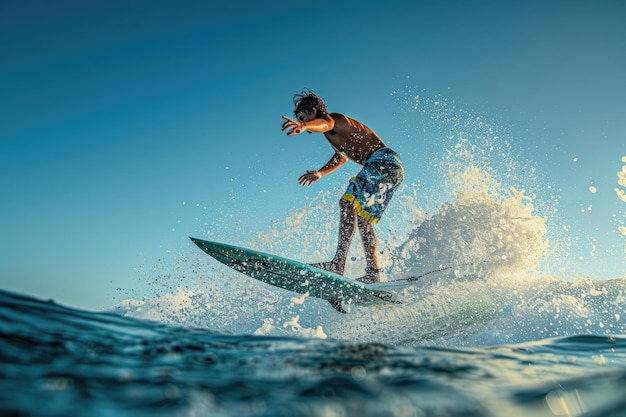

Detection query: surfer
xmin=282 ymin=89 xmax=404 ymax=283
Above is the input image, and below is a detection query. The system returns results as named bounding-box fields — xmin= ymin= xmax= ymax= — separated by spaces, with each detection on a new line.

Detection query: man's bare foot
xmin=310 ymin=261 xmax=342 ymax=275
xmin=356 ymin=268 xmax=383 ymax=284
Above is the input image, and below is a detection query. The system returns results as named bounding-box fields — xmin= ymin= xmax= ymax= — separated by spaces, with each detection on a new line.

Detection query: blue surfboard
xmin=190 ymin=237 xmax=402 ymax=313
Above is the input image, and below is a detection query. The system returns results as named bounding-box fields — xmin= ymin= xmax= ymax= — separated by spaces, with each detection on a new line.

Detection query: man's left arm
xmin=298 ymin=152 xmax=347 ymax=186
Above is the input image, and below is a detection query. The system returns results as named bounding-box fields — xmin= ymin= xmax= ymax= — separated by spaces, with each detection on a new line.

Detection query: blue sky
xmin=1 ymin=0 xmax=625 ymax=310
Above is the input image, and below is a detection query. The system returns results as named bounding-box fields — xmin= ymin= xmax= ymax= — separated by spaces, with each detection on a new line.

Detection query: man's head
xmin=293 ymin=89 xmax=328 ymax=121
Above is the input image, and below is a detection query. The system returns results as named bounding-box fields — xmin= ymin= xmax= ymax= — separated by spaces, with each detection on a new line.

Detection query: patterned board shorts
xmin=341 ymin=147 xmax=404 ymax=223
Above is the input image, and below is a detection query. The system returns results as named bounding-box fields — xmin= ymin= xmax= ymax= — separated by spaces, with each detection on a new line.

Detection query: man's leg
xmin=323 ymin=199 xmax=357 ymax=314
xmin=357 ymin=216 xmax=380 ymax=283
xmin=312 ymin=198 xmax=355 ymax=275
xmin=330 ymin=198 xmax=357 ymax=274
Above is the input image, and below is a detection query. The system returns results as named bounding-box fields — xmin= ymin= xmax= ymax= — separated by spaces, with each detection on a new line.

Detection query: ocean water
xmin=2 ymin=288 xmax=626 ymax=417
xmin=4 ymin=91 xmax=625 ymax=416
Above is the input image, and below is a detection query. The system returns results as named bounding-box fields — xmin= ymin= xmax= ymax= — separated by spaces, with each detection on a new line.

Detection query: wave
xmin=4 ymin=287 xmax=626 ymax=417
xmin=114 ymin=89 xmax=625 ymax=347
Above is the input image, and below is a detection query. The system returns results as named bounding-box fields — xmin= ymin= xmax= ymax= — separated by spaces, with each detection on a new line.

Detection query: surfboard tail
xmin=328 ymin=299 xmax=347 ymax=314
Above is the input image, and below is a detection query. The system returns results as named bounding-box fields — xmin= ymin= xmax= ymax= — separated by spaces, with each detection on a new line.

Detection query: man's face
xmin=296 ymin=108 xmax=316 ymax=122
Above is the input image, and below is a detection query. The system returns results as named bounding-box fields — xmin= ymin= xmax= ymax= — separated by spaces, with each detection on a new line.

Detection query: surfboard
xmin=189 ymin=237 xmax=402 ymax=313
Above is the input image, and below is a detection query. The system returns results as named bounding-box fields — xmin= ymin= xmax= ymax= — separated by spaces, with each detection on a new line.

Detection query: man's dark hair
xmin=293 ymin=89 xmax=328 ymax=117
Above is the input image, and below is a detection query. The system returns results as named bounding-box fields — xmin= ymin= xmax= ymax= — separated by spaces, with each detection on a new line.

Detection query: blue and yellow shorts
xmin=342 ymin=147 xmax=404 ymax=224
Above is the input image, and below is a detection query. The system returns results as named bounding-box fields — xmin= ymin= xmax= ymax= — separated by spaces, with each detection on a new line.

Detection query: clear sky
xmin=2 ymin=0 xmax=625 ymax=310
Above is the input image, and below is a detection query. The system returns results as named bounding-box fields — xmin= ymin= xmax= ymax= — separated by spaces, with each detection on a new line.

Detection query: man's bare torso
xmin=323 ymin=113 xmax=386 ymax=165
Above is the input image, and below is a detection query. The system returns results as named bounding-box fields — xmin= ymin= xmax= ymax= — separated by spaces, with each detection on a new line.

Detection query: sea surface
xmin=2 ymin=281 xmax=626 ymax=417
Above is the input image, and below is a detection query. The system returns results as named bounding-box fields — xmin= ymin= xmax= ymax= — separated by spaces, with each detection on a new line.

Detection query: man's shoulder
xmin=328 ymin=112 xmax=351 ymax=124
xmin=329 ymin=113 xmax=369 ymax=130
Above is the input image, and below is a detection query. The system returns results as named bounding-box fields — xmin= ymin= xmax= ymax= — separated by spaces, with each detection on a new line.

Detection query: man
xmin=282 ymin=89 xmax=404 ymax=284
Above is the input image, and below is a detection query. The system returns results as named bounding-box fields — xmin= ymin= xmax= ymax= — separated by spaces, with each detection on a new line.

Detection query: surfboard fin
xmin=328 ymin=299 xmax=346 ymax=314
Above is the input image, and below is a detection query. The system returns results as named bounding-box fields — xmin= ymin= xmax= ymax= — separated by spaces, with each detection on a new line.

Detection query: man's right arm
xmin=282 ymin=114 xmax=336 ymax=136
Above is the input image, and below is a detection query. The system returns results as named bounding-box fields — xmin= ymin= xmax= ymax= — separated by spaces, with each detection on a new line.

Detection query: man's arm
xmin=282 ymin=114 xmax=335 ymax=136
xmin=298 ymin=152 xmax=347 ymax=186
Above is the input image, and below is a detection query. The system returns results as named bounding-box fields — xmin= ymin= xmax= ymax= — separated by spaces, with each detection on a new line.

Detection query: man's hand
xmin=281 ymin=116 xmax=305 ymax=136
xmin=298 ymin=170 xmax=321 ymax=186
